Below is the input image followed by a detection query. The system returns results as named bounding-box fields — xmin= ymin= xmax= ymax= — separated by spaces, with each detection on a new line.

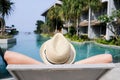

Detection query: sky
xmin=5 ymin=0 xmax=55 ymax=32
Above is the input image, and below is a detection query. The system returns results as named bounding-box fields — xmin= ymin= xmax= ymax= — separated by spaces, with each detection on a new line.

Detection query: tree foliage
xmin=98 ymin=10 xmax=120 ymax=40
xmin=0 ymin=0 xmax=14 ymax=35
xmin=0 ymin=0 xmax=14 ymax=18
xmin=84 ymin=0 xmax=102 ymax=12
xmin=35 ymin=20 xmax=44 ymax=33
xmin=47 ymin=5 xmax=63 ymax=32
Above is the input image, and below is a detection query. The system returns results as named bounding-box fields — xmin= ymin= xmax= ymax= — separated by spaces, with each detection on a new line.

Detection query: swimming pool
xmin=73 ymin=42 xmax=120 ymax=62
xmin=7 ymin=33 xmax=120 ymax=63
xmin=0 ymin=32 xmax=120 ymax=79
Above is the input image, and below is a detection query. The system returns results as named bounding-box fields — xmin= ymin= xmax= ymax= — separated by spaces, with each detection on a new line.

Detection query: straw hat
xmin=40 ymin=33 xmax=76 ymax=64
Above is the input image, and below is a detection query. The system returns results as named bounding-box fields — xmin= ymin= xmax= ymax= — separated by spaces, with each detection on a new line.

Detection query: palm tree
xmin=61 ymin=0 xmax=83 ymax=35
xmin=0 ymin=17 xmax=5 ymax=33
xmin=70 ymin=0 xmax=84 ymax=35
xmin=0 ymin=0 xmax=14 ymax=35
xmin=84 ymin=0 xmax=101 ymax=39
xmin=35 ymin=20 xmax=44 ymax=33
xmin=61 ymin=0 xmax=71 ymax=26
xmin=47 ymin=4 xmax=62 ymax=32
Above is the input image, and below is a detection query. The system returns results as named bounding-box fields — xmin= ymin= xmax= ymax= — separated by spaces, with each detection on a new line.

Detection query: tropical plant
xmin=98 ymin=10 xmax=120 ymax=41
xmin=35 ymin=20 xmax=44 ymax=33
xmin=70 ymin=0 xmax=84 ymax=35
xmin=47 ymin=4 xmax=63 ymax=32
xmin=83 ymin=0 xmax=102 ymax=38
xmin=69 ymin=26 xmax=76 ymax=36
xmin=61 ymin=0 xmax=71 ymax=27
xmin=98 ymin=14 xmax=114 ymax=23
xmin=112 ymin=9 xmax=120 ymax=24
xmin=41 ymin=24 xmax=50 ymax=34
xmin=0 ymin=0 xmax=14 ymax=35
xmin=61 ymin=0 xmax=84 ymax=35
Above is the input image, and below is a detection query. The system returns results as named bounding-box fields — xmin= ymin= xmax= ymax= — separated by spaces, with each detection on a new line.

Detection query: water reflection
xmin=36 ymin=34 xmax=50 ymax=48
xmin=0 ymin=43 xmax=16 ymax=49
xmin=8 ymin=33 xmax=47 ymax=62
xmin=74 ymin=42 xmax=120 ymax=62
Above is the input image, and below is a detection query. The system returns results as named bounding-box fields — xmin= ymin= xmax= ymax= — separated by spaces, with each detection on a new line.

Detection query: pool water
xmin=0 ymin=32 xmax=120 ymax=79
xmin=73 ymin=42 xmax=120 ymax=62
xmin=8 ymin=32 xmax=50 ymax=62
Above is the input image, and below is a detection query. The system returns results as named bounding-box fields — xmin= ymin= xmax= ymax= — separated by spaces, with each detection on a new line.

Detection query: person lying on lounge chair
xmin=3 ymin=33 xmax=113 ymax=65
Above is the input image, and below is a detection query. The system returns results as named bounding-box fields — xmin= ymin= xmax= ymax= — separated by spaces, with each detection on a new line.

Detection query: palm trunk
xmin=0 ymin=20 xmax=1 ymax=35
xmin=67 ymin=20 xmax=69 ymax=33
xmin=88 ymin=6 xmax=92 ymax=39
xmin=0 ymin=17 xmax=4 ymax=35
xmin=76 ymin=18 xmax=79 ymax=36
xmin=55 ymin=19 xmax=57 ymax=32
xmin=2 ymin=16 xmax=5 ymax=35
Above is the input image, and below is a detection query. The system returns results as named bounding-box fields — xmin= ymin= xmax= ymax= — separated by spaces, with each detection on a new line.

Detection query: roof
xmin=41 ymin=0 xmax=62 ymax=16
xmin=79 ymin=20 xmax=101 ymax=27
xmin=102 ymin=0 xmax=108 ymax=3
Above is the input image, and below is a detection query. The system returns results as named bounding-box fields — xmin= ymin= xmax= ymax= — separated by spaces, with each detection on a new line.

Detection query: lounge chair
xmin=7 ymin=64 xmax=115 ymax=80
xmin=99 ymin=63 xmax=120 ymax=80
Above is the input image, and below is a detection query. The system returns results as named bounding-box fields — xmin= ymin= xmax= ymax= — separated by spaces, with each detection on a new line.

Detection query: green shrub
xmin=115 ymin=38 xmax=120 ymax=46
xmin=64 ymin=33 xmax=71 ymax=38
xmin=65 ymin=34 xmax=89 ymax=42
xmin=80 ymin=34 xmax=89 ymax=40
xmin=68 ymin=26 xmax=76 ymax=36
xmin=109 ymin=40 xmax=115 ymax=45
xmin=41 ymin=33 xmax=54 ymax=37
xmin=96 ymin=38 xmax=107 ymax=44
xmin=41 ymin=24 xmax=50 ymax=33
xmin=0 ymin=35 xmax=13 ymax=39
xmin=96 ymin=37 xmax=120 ymax=46
xmin=71 ymin=35 xmax=79 ymax=41
xmin=65 ymin=33 xmax=120 ymax=46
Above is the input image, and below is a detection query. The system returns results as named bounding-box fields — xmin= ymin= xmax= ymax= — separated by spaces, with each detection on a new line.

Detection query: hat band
xmin=44 ymin=50 xmax=70 ymax=64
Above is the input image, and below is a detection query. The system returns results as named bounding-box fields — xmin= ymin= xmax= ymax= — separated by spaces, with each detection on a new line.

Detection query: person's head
xmin=40 ymin=33 xmax=76 ymax=64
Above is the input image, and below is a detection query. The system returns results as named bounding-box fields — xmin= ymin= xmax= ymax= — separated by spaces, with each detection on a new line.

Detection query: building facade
xmin=41 ymin=0 xmax=120 ymax=40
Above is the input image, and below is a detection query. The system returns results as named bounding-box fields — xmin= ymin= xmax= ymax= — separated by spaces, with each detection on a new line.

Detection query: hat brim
xmin=40 ymin=40 xmax=76 ymax=64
